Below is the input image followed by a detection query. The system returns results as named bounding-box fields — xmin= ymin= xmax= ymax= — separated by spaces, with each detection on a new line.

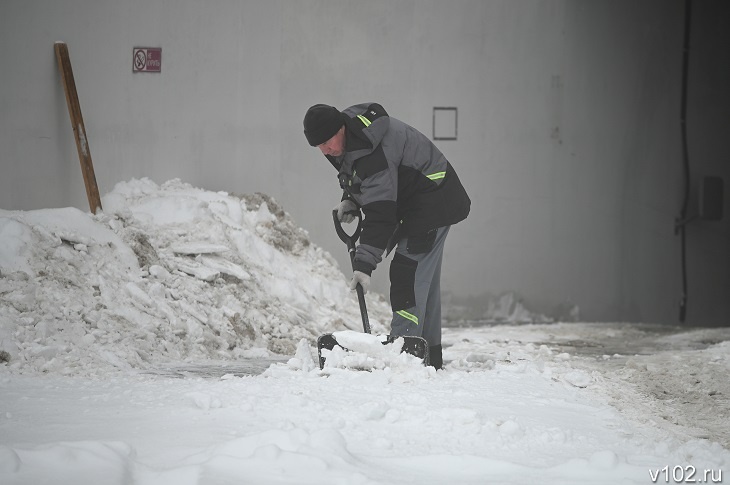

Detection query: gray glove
xmin=334 ymin=199 xmax=358 ymax=224
xmin=348 ymin=271 xmax=370 ymax=294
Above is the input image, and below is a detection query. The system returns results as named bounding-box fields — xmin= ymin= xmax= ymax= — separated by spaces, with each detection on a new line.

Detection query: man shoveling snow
xmin=303 ymin=103 xmax=471 ymax=369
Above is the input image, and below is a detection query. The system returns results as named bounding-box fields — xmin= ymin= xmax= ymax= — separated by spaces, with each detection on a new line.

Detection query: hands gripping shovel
xmin=317 ymin=209 xmax=429 ymax=369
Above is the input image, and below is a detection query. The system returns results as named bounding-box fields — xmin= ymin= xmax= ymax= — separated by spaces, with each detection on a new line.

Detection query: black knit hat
xmin=303 ymin=104 xmax=344 ymax=147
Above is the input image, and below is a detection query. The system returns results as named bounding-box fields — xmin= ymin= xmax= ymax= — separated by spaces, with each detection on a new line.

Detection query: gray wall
xmin=1 ymin=0 xmax=727 ymax=326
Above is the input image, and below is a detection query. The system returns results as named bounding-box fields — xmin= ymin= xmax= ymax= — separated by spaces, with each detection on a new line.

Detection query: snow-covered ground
xmin=1 ymin=179 xmax=728 ymax=484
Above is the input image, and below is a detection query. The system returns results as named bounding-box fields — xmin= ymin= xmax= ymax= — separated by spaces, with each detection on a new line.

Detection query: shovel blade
xmin=317 ymin=333 xmax=429 ymax=370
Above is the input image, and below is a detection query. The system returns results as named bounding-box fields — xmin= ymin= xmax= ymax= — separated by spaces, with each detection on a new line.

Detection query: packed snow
xmin=1 ymin=178 xmax=728 ymax=484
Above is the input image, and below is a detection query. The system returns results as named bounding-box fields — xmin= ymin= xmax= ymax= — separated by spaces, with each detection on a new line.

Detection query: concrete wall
xmin=681 ymin=0 xmax=730 ymax=325
xmin=1 ymin=0 xmax=727 ymax=325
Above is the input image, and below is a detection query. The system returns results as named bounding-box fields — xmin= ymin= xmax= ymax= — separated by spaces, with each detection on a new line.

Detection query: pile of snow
xmin=443 ymin=291 xmax=580 ymax=324
xmin=0 ymin=178 xmax=390 ymax=375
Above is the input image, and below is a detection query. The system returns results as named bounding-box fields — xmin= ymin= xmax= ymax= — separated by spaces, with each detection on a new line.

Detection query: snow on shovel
xmin=317 ymin=209 xmax=429 ymax=370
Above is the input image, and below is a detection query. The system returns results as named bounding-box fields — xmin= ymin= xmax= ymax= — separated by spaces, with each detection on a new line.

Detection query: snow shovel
xmin=317 ymin=209 xmax=429 ymax=369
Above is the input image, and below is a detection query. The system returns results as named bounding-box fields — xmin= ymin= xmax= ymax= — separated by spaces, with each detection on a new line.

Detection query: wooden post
xmin=54 ymin=42 xmax=102 ymax=214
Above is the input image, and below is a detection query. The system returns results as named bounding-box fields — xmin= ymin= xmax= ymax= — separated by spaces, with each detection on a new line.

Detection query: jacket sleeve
xmin=352 ymin=146 xmax=399 ymax=275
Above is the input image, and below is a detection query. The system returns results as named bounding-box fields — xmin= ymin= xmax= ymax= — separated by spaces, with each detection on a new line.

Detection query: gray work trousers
xmin=389 ymin=226 xmax=450 ymax=347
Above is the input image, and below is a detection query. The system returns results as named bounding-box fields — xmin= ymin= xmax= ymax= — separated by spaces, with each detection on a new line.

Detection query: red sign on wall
xmin=133 ymin=47 xmax=161 ymax=73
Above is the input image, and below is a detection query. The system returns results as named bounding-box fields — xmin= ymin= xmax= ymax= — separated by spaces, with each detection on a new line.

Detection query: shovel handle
xmin=355 ymin=284 xmax=371 ymax=334
xmin=332 ymin=209 xmax=371 ymax=334
xmin=332 ymin=209 xmax=362 ymax=253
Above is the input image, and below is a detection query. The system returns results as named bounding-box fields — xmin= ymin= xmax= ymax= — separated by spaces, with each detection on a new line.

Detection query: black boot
xmin=428 ymin=345 xmax=443 ymax=370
